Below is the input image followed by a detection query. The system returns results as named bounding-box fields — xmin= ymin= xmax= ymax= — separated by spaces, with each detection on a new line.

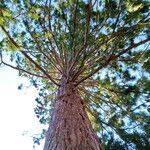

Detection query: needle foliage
xmin=0 ymin=0 xmax=150 ymax=149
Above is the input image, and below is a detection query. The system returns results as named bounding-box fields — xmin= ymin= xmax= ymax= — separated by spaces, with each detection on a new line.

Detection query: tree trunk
xmin=43 ymin=81 xmax=102 ymax=150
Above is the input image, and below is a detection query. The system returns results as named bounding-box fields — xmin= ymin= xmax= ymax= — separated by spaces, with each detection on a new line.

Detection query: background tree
xmin=0 ymin=0 xmax=150 ymax=149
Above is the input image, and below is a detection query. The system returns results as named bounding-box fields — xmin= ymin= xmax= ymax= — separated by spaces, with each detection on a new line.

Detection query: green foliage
xmin=0 ymin=0 xmax=150 ymax=149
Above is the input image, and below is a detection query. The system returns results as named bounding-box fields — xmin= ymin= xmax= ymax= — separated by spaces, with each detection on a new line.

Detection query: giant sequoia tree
xmin=0 ymin=0 xmax=150 ymax=149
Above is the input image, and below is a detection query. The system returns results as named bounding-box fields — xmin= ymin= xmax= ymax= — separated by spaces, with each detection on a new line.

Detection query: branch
xmin=22 ymin=20 xmax=63 ymax=74
xmin=71 ymin=1 xmax=92 ymax=81
xmin=70 ymin=31 xmax=117 ymax=75
xmin=87 ymin=20 xmax=149 ymax=58
xmin=84 ymin=0 xmax=92 ymax=47
xmin=21 ymin=50 xmax=60 ymax=86
xmin=0 ymin=51 xmax=47 ymax=78
xmin=2 ymin=61 xmax=48 ymax=79
xmin=0 ymin=25 xmax=60 ymax=86
xmin=72 ymin=0 xmax=78 ymax=55
xmin=47 ymin=8 xmax=66 ymax=70
xmin=112 ymin=1 xmax=122 ymax=33
xmin=76 ymin=38 xmax=150 ymax=86
xmin=112 ymin=38 xmax=150 ymax=60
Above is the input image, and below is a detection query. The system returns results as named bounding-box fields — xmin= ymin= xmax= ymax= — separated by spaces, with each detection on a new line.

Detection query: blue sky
xmin=0 ymin=65 xmax=44 ymax=150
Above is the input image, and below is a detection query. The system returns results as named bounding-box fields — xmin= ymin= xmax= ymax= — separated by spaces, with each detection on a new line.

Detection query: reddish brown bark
xmin=43 ymin=82 xmax=102 ymax=150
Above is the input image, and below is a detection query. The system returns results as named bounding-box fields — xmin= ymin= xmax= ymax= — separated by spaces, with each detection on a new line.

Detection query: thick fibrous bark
xmin=43 ymin=81 xmax=102 ymax=150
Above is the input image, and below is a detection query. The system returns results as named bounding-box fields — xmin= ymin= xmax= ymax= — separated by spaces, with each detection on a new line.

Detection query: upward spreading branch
xmin=76 ymin=38 xmax=150 ymax=86
xmin=0 ymin=25 xmax=60 ymax=86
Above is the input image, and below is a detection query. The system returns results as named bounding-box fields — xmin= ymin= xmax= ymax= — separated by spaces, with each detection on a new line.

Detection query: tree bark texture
xmin=43 ymin=82 xmax=102 ymax=150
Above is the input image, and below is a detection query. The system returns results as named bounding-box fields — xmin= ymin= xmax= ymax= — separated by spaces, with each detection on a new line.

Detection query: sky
xmin=0 ymin=65 xmax=44 ymax=150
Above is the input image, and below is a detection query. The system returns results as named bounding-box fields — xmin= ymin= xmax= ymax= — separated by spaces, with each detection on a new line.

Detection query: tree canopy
xmin=0 ymin=0 xmax=150 ymax=149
